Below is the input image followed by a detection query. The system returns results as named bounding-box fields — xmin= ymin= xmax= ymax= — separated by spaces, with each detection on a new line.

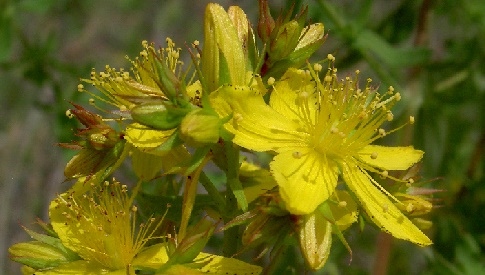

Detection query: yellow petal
xmin=132 ymin=243 xmax=169 ymax=270
xmin=210 ymin=85 xmax=307 ymax=152
xmin=341 ymin=162 xmax=432 ymax=246
xmin=299 ymin=210 xmax=332 ymax=270
xmin=124 ymin=123 xmax=175 ymax=153
xmin=357 ymin=145 xmax=424 ymax=170
xmin=329 ymin=190 xmax=359 ymax=231
xmin=194 ymin=252 xmax=262 ymax=274
xmin=49 ymin=196 xmax=105 ymax=261
xmin=131 ymin=145 xmax=165 ymax=181
xmin=33 ymin=260 xmax=109 ymax=275
xmin=272 ymin=150 xmax=339 ymax=215
xmin=239 ymin=162 xmax=277 ymax=204
xmin=270 ymin=68 xmax=318 ymax=128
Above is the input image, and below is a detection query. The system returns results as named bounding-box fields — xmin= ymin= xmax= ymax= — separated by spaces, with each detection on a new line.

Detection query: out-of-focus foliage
xmin=1 ymin=0 xmax=484 ymax=274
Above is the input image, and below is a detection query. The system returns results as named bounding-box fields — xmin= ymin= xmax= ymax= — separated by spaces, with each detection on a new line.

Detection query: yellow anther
xmin=381 ymin=170 xmax=389 ymax=178
xmin=387 ymin=112 xmax=394 ymax=121
xmin=89 ymin=98 xmax=95 ymax=105
xmin=395 ymin=92 xmax=401 ymax=101
xmin=300 ymin=91 xmax=309 ymax=99
xmin=123 ymin=72 xmax=130 ymax=80
xmin=314 ymin=63 xmax=323 ymax=72
xmin=324 ymin=75 xmax=332 ymax=82
xmin=327 ymin=54 xmax=335 ymax=61
xmin=132 ymin=206 xmax=138 ymax=212
xmin=66 ymin=110 xmax=74 ymax=119
xmin=371 ymin=152 xmax=378 ymax=159
xmin=330 ymin=127 xmax=339 ymax=134
xmin=406 ymin=203 xmax=415 ymax=213
xmin=409 ymin=116 xmax=415 ymax=124
xmin=378 ymin=128 xmax=386 ymax=137
xmin=193 ymin=40 xmax=200 ymax=46
xmin=77 ymin=84 xmax=84 ymax=92
xmin=267 ymin=77 xmax=275 ymax=86
xmin=338 ymin=201 xmax=347 ymax=207
xmin=234 ymin=113 xmax=243 ymax=122
xmin=142 ymin=40 xmax=148 ymax=48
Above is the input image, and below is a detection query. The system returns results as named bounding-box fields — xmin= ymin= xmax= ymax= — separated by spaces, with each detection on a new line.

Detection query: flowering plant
xmin=9 ymin=1 xmax=434 ymax=273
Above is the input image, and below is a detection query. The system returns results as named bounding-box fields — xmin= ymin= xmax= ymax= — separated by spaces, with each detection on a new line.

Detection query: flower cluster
xmin=10 ymin=1 xmax=434 ymax=273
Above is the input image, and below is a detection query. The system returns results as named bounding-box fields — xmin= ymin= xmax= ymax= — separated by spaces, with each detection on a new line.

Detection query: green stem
xmin=178 ymin=155 xmax=210 ymax=242
xmin=222 ymin=140 xmax=241 ymax=257
xmin=200 ymin=171 xmax=226 ymax=213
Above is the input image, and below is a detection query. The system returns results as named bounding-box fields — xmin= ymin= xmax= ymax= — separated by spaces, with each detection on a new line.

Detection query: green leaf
xmin=354 ymin=29 xmax=431 ymax=68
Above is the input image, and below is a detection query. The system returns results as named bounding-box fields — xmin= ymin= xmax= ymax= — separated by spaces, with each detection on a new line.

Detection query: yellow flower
xmin=210 ymin=59 xmax=432 ymax=246
xmin=41 ymin=180 xmax=163 ymax=274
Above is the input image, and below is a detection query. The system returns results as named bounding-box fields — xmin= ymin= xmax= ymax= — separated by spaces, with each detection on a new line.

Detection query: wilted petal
xmin=342 ymin=162 xmax=432 ymax=246
xmin=271 ymin=149 xmax=339 ymax=215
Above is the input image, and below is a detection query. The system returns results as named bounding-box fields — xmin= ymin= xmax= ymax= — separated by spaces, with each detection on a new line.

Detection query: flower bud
xmin=9 ymin=241 xmax=74 ymax=270
xmin=180 ymin=108 xmax=221 ymax=147
xmin=298 ymin=210 xmax=332 ymax=271
xmin=202 ymin=3 xmax=246 ymax=92
xmin=131 ymin=103 xmax=192 ymax=130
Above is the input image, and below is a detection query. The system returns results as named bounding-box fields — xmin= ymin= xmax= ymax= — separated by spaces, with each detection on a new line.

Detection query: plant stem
xmin=222 ymin=140 xmax=241 ymax=257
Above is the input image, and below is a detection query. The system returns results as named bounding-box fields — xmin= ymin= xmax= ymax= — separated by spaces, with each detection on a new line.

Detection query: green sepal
xmin=268 ymin=20 xmax=301 ymax=61
xmin=153 ymin=50 xmax=182 ymax=100
xmin=159 ymin=219 xmax=215 ymax=272
xmin=217 ymin=48 xmax=232 ymax=87
xmin=184 ymin=146 xmax=211 ymax=176
xmin=64 ymin=140 xmax=126 ymax=179
xmin=131 ymin=103 xmax=192 ymax=130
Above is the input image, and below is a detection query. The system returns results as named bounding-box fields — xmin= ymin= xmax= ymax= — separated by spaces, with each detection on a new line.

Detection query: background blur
xmin=1 ymin=0 xmax=484 ymax=274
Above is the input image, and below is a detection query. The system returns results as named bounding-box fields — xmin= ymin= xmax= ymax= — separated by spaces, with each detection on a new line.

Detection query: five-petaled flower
xmin=211 ymin=57 xmax=432 ymax=246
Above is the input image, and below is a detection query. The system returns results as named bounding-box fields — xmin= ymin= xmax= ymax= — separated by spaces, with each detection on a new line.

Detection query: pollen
xmin=371 ymin=152 xmax=378 ymax=159
xmin=338 ymin=201 xmax=347 ymax=207
xmin=292 ymin=151 xmax=303 ymax=159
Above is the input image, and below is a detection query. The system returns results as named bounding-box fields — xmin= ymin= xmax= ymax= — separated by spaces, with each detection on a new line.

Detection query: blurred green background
xmin=1 ymin=0 xmax=484 ymax=274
